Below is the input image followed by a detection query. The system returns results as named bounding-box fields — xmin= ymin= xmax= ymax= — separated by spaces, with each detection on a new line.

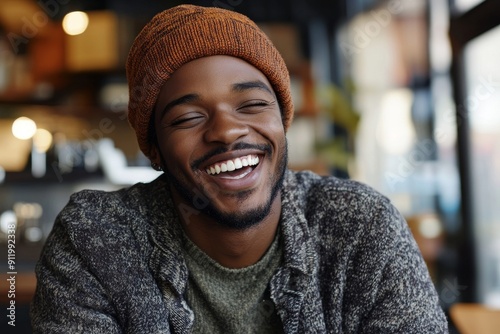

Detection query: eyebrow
xmin=159 ymin=93 xmax=199 ymax=120
xmin=231 ymin=80 xmax=275 ymax=96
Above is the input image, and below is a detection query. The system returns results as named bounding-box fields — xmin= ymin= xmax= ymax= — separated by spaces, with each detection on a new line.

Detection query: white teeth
xmin=205 ymin=155 xmax=260 ymax=175
xmin=234 ymin=158 xmax=242 ymax=169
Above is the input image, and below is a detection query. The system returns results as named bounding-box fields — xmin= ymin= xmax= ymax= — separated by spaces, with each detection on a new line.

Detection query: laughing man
xmin=31 ymin=5 xmax=448 ymax=333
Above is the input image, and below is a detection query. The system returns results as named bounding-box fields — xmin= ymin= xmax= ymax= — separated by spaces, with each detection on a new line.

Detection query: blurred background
xmin=0 ymin=0 xmax=499 ymax=332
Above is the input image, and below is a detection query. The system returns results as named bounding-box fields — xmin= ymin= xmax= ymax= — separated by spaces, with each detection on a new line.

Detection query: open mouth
xmin=205 ymin=154 xmax=260 ymax=179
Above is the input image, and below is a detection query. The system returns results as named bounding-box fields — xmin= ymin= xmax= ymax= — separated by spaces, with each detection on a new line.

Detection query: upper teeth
xmin=205 ymin=155 xmax=259 ymax=175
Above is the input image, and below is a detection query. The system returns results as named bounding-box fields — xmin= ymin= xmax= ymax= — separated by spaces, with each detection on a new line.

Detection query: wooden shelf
xmin=450 ymin=303 xmax=500 ymax=334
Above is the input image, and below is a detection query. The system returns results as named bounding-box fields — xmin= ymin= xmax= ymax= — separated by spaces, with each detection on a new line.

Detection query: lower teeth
xmin=218 ymin=167 xmax=252 ymax=179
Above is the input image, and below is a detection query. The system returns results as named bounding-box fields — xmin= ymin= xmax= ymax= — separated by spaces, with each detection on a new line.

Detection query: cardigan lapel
xmin=269 ymin=171 xmax=325 ymax=333
xmin=142 ymin=176 xmax=195 ymax=333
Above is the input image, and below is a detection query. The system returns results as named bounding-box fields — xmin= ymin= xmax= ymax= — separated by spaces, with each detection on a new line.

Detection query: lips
xmin=205 ymin=154 xmax=260 ymax=176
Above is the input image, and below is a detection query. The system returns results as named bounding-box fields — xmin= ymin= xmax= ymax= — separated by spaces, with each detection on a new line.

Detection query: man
xmin=31 ymin=5 xmax=448 ymax=333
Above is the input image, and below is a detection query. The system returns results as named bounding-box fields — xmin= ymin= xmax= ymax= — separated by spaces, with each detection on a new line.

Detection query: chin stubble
xmin=163 ymin=141 xmax=288 ymax=230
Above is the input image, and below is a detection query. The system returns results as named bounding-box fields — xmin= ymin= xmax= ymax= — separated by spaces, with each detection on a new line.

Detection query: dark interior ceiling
xmin=44 ymin=0 xmax=361 ymax=24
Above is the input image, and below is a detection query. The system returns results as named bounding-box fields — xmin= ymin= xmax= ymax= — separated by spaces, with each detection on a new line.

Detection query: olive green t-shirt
xmin=182 ymin=230 xmax=283 ymax=334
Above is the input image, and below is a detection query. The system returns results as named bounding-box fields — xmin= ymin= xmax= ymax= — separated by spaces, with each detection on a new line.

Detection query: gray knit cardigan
xmin=31 ymin=170 xmax=448 ymax=333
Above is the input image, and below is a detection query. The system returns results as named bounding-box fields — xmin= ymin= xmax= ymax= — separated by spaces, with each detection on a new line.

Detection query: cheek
xmin=270 ymin=109 xmax=286 ymax=133
xmin=270 ymin=119 xmax=286 ymax=137
xmin=157 ymin=133 xmax=196 ymax=172
xmin=253 ymin=113 xmax=285 ymax=141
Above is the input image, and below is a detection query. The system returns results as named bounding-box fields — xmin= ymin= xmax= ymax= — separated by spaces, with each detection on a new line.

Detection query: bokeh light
xmin=62 ymin=11 xmax=89 ymax=36
xmin=12 ymin=117 xmax=37 ymax=140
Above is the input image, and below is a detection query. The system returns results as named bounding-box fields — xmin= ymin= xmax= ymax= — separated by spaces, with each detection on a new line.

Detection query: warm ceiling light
xmin=62 ymin=11 xmax=89 ymax=36
xmin=12 ymin=117 xmax=37 ymax=140
xmin=33 ymin=128 xmax=53 ymax=153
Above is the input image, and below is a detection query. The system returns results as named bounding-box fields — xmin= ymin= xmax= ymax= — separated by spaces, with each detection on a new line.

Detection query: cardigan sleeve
xmin=356 ymin=199 xmax=448 ymax=333
xmin=30 ymin=215 xmax=122 ymax=334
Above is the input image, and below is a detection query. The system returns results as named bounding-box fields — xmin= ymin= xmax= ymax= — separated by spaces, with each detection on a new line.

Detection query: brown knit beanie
xmin=126 ymin=4 xmax=294 ymax=166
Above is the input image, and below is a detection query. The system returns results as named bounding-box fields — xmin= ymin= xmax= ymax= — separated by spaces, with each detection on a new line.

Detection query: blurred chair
xmin=450 ymin=303 xmax=500 ymax=334
xmin=406 ymin=213 xmax=445 ymax=280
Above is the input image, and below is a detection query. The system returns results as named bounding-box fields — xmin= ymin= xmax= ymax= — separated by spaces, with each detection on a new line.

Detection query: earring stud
xmin=151 ymin=162 xmax=162 ymax=171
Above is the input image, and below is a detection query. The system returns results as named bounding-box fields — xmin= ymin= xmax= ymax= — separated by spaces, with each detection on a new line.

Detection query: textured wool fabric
xmin=31 ymin=170 xmax=449 ymax=333
xmin=182 ymin=228 xmax=283 ymax=333
xmin=126 ymin=5 xmax=294 ymax=166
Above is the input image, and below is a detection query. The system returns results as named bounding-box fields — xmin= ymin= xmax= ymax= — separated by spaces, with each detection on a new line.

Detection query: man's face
xmin=154 ymin=55 xmax=287 ymax=229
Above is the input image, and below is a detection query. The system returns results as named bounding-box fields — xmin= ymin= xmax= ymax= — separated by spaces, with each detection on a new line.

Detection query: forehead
xmin=157 ymin=55 xmax=275 ymax=100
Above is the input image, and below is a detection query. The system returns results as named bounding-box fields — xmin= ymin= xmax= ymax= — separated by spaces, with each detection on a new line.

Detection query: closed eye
xmin=238 ymin=100 xmax=275 ymax=111
xmin=169 ymin=114 xmax=205 ymax=127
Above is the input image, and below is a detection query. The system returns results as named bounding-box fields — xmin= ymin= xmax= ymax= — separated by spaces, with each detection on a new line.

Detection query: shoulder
xmin=53 ymin=176 xmax=170 ymax=254
xmin=34 ymin=178 xmax=173 ymax=332
xmin=62 ymin=180 xmax=150 ymax=216
xmin=285 ymin=170 xmax=406 ymax=249
xmin=60 ymin=175 xmax=166 ymax=227
xmin=285 ymin=169 xmax=394 ymax=217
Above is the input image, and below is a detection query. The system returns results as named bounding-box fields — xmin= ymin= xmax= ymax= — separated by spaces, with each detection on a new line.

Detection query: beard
xmin=163 ymin=140 xmax=288 ymax=230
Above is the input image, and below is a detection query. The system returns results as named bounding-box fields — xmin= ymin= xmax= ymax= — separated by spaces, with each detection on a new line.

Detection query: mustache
xmin=191 ymin=142 xmax=273 ymax=170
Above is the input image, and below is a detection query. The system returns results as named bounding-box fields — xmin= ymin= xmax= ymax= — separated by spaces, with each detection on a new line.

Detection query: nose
xmin=203 ymin=110 xmax=249 ymax=145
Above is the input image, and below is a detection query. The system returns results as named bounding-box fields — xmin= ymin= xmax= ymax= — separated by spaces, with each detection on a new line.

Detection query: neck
xmin=173 ymin=191 xmax=282 ymax=269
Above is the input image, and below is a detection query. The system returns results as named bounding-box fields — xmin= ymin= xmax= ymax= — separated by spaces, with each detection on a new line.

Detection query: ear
xmin=149 ymin=146 xmax=163 ymax=171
